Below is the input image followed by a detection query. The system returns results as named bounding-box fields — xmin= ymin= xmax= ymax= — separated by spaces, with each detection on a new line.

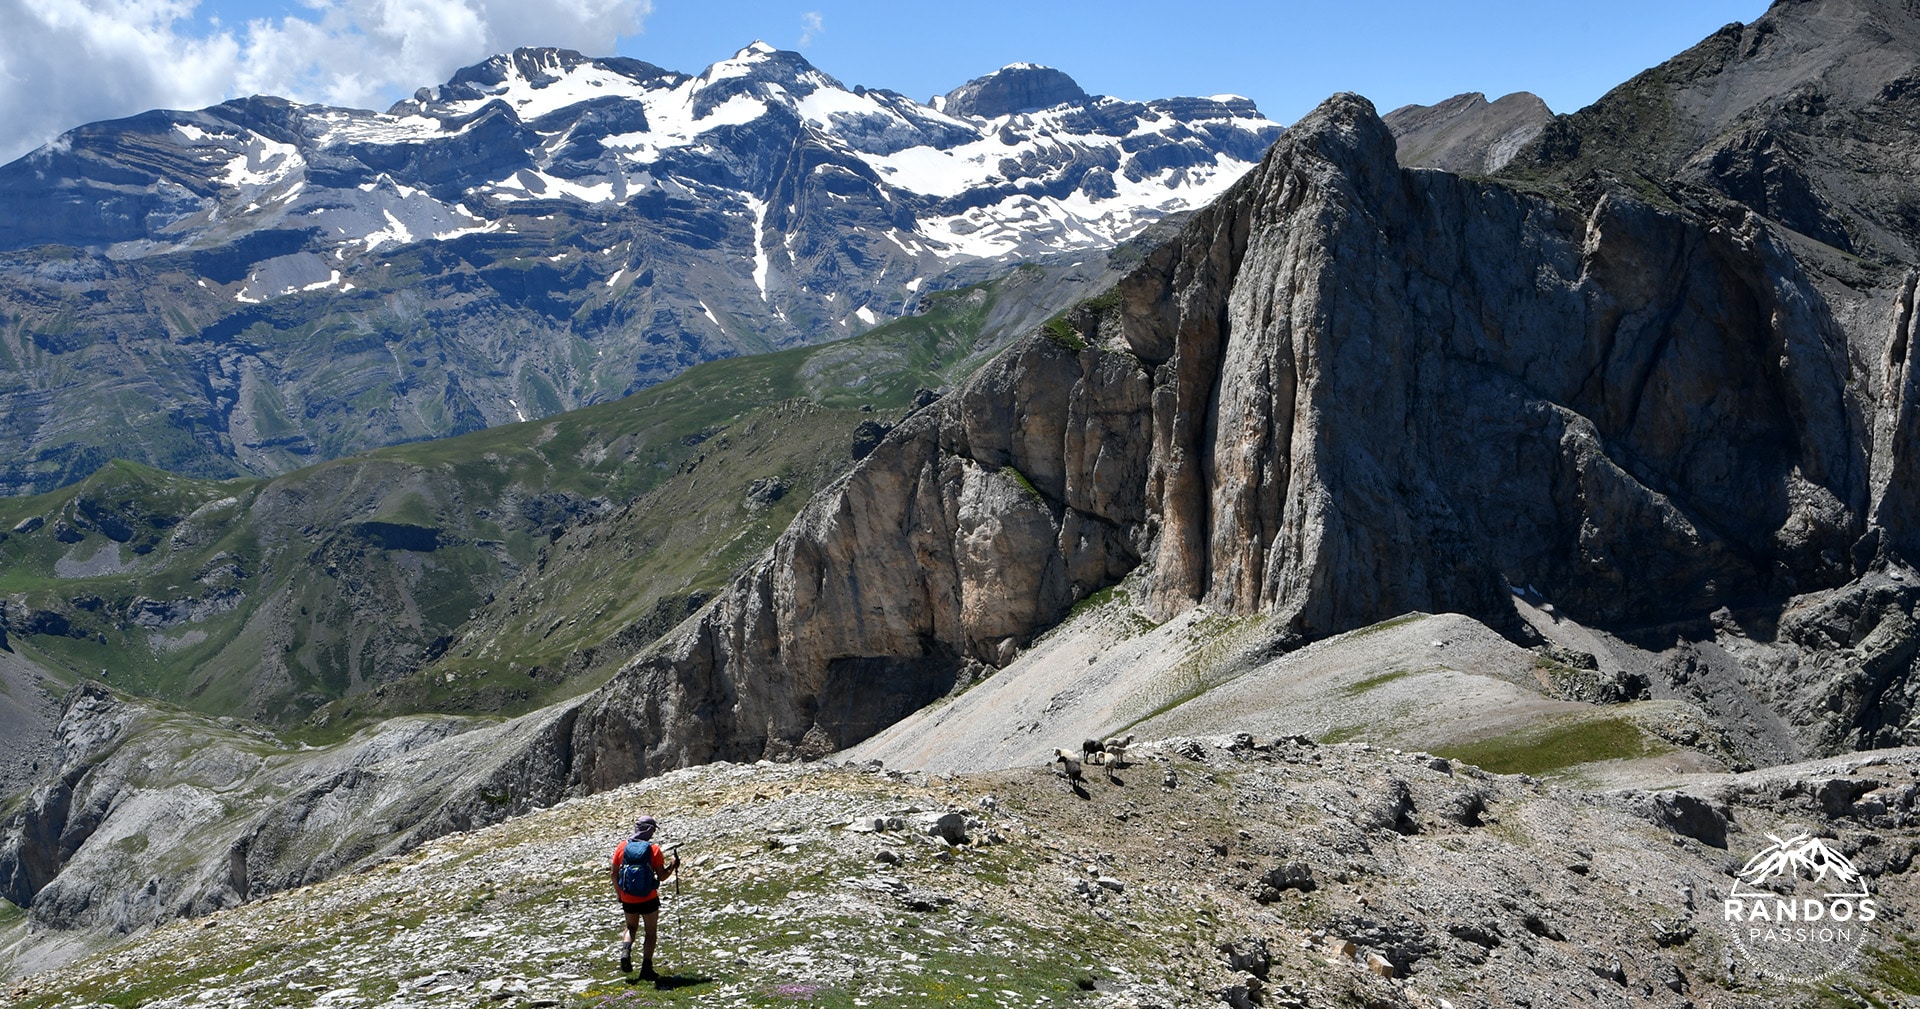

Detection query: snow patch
xmin=301 ymin=270 xmax=343 ymax=292
xmin=701 ymin=93 xmax=771 ymax=128
xmin=362 ymin=209 xmax=416 ymax=252
xmin=743 ymin=195 xmax=770 ymax=301
xmin=432 ymin=55 xmax=660 ymax=124
xmin=487 ymin=169 xmax=619 ymax=203
xmin=217 ymin=137 xmax=303 ymax=188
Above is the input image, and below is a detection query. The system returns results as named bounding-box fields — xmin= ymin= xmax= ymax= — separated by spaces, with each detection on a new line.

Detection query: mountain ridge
xmin=0 ymin=43 xmax=1280 ymax=496
xmin=0 ymin=247 xmax=1153 ymax=732
xmin=544 ymin=0 xmax=1920 ymax=785
xmin=1381 ymin=91 xmax=1553 ymax=175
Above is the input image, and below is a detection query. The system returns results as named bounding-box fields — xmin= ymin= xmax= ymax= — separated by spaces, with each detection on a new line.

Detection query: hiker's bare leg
xmin=641 ymin=909 xmax=660 ymax=965
xmin=619 ymin=910 xmax=639 ymax=971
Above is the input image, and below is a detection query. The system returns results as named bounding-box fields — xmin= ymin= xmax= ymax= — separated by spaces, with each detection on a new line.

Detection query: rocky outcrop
xmin=560 ymin=72 xmax=1909 ymax=778
xmin=568 ymin=336 xmax=1155 ymax=783
xmin=1502 ymin=0 xmax=1920 ymax=265
xmin=1383 ymin=91 xmax=1553 ymax=174
xmin=940 ymin=64 xmax=1090 ymax=118
xmin=0 ymin=683 xmax=584 ymax=949
xmin=1137 ymin=95 xmax=1864 ymax=634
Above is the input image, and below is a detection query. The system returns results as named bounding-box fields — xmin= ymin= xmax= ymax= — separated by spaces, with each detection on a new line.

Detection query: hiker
xmin=610 ymin=814 xmax=679 ymax=979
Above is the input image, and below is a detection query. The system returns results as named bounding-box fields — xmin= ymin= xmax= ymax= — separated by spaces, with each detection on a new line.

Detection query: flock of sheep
xmin=1052 ymin=733 xmax=1134 ymax=784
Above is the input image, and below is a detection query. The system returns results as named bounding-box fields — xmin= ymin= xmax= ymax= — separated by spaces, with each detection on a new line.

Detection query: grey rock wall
xmin=563 ymin=88 xmax=1903 ymax=781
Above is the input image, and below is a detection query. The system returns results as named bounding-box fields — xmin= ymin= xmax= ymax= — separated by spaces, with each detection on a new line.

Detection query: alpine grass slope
xmin=8 ymin=735 xmax=1920 ymax=1007
xmin=0 ymin=251 xmax=1141 ymax=731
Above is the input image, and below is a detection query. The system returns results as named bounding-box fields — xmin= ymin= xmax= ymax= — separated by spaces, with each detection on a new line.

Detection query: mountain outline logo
xmin=1720 ymin=827 xmax=1878 ymax=983
xmin=1730 ymin=833 xmax=1867 ymax=897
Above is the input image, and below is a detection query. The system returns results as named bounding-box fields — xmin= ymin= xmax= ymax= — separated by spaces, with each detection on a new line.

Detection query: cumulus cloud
xmin=798 ymin=11 xmax=823 ymax=47
xmin=0 ymin=0 xmax=650 ymax=165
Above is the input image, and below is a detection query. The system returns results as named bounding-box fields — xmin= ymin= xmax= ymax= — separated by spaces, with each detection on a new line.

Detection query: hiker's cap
xmin=633 ymin=816 xmax=657 ymax=840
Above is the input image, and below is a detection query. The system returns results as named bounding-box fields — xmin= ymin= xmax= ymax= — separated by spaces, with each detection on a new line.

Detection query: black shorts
xmin=619 ymin=896 xmax=660 ymax=916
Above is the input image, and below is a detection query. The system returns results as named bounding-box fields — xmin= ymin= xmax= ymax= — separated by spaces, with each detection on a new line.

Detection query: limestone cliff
xmin=566 ymin=71 xmax=1907 ymax=781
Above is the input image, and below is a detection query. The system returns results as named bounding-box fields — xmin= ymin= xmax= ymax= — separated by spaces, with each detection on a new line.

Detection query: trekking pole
xmin=661 ymin=840 xmax=702 ymax=955
xmin=666 ymin=842 xmax=683 ymax=954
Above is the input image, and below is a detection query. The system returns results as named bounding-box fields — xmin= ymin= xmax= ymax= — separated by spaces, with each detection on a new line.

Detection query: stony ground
xmin=852 ymin=601 xmax=1737 ymax=791
xmin=8 ymin=737 xmax=1920 ymax=1009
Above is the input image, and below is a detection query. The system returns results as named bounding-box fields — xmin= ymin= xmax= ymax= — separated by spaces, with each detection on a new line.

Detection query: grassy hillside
xmin=0 ymin=265 xmax=1071 ymax=728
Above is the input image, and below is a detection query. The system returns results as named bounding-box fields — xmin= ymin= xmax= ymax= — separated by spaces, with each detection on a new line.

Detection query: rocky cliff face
xmin=939 ymin=64 xmax=1090 ymax=117
xmin=1503 ymin=0 xmax=1920 ymax=266
xmin=0 ymin=683 xmax=582 ymax=970
xmin=561 ymin=0 xmax=1920 ymax=780
xmin=0 ymin=45 xmax=1279 ymax=496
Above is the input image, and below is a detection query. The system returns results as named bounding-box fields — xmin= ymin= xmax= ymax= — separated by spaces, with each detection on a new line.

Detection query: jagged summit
xmin=410 ymin=46 xmax=684 ymax=110
xmin=939 ymin=63 xmax=1089 ymax=118
xmin=692 ymin=38 xmax=834 ymax=89
xmin=1382 ymin=90 xmax=1553 ymax=174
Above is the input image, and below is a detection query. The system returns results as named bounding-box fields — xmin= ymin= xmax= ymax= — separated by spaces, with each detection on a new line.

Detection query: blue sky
xmin=629 ymin=1 xmax=1768 ymax=121
xmin=0 ymin=0 xmax=1769 ymax=165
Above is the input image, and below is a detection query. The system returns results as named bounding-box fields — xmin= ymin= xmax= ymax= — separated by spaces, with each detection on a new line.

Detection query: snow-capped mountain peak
xmin=0 ymin=44 xmax=1281 ymax=477
xmin=2 ymin=44 xmax=1279 ymax=275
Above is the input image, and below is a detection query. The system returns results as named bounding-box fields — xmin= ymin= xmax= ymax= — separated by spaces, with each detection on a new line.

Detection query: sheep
xmin=1101 ymin=733 xmax=1134 ymax=769
xmin=1082 ymin=738 xmax=1106 ymax=765
xmin=1052 ymin=749 xmax=1085 ymax=784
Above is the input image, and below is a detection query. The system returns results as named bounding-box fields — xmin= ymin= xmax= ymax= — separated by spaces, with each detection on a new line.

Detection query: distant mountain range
xmin=0 ymin=44 xmax=1280 ymax=495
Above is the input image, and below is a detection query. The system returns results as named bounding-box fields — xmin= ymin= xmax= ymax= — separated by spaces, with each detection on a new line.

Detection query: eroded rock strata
xmin=576 ymin=76 xmax=1909 ymax=777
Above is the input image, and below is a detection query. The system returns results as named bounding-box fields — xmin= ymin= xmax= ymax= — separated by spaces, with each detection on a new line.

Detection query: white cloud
xmin=798 ymin=10 xmax=823 ymax=48
xmin=0 ymin=0 xmax=650 ymax=165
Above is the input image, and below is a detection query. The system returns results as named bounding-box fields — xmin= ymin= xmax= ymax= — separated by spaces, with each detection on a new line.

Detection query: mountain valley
xmin=0 ymin=46 xmax=1277 ymax=496
xmin=5 ymin=0 xmax=1920 ymax=1004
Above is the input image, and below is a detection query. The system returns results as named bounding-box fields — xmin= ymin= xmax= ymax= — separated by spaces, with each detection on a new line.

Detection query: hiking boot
xmin=619 ymin=953 xmax=632 ymax=974
xmin=639 ymin=961 xmax=658 ymax=981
